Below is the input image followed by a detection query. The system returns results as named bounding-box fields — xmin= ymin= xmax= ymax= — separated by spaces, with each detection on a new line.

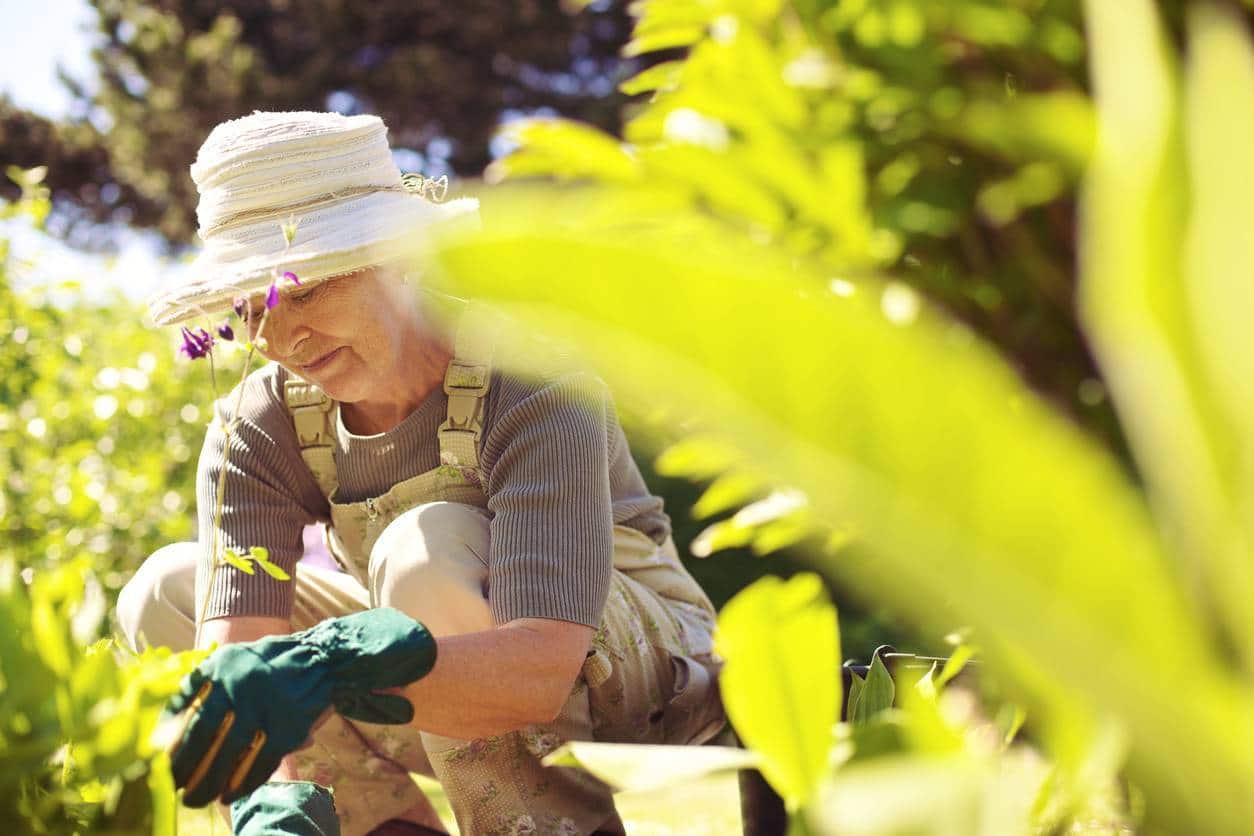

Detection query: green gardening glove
xmin=163 ymin=607 xmax=436 ymax=808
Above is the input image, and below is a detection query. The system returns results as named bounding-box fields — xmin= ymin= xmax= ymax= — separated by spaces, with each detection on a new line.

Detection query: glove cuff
xmin=230 ymin=781 xmax=339 ymax=836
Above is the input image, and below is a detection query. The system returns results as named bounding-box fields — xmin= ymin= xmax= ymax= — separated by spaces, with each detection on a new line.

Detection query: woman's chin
xmin=311 ymin=379 xmax=360 ymax=403
xmin=287 ymin=349 xmax=355 ymax=392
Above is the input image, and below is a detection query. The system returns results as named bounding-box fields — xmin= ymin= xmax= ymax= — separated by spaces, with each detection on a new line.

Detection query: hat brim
xmin=146 ymin=191 xmax=480 ymax=327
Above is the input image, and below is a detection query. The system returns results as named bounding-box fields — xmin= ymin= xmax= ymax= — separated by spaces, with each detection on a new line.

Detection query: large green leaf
xmin=1184 ymin=4 xmax=1254 ymax=436
xmin=409 ymin=183 xmax=1254 ymax=831
xmin=1079 ymin=0 xmax=1254 ymax=670
xmin=809 ymin=752 xmax=1044 ymax=836
xmin=715 ymin=573 xmax=839 ymax=810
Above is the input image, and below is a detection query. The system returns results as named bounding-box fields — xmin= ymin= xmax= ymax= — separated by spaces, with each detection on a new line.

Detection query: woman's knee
xmin=116 ymin=542 xmax=199 ymax=652
xmin=368 ymin=501 xmax=492 ymax=635
xmin=368 ymin=501 xmax=489 ymax=573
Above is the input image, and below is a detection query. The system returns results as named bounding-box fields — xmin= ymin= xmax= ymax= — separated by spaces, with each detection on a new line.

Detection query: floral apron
xmin=281 ymin=300 xmax=726 ymax=836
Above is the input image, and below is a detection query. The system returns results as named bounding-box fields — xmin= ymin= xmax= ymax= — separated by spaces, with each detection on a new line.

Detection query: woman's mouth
xmin=299 ymin=347 xmax=345 ymax=373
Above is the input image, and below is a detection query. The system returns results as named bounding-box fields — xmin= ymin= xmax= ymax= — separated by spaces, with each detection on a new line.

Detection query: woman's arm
xmin=200 ymin=614 xmax=594 ymax=742
xmin=196 ymin=365 xmax=324 ymax=625
xmin=198 ymin=614 xmax=292 ymax=648
xmin=389 ymin=616 xmax=594 ymax=740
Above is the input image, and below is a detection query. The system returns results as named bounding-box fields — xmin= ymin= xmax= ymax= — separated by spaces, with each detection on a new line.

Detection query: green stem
xmin=194 ymin=308 xmax=272 ymax=646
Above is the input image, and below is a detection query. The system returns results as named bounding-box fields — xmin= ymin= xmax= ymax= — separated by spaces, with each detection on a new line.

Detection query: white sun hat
xmin=145 ymin=110 xmax=479 ymax=327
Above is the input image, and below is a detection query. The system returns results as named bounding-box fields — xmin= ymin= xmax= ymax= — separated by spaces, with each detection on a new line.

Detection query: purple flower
xmin=216 ymin=321 xmax=235 ymax=341
xmin=178 ymin=326 xmax=215 ymax=360
xmin=263 ymin=272 xmax=299 ymax=311
xmin=233 ymin=297 xmax=247 ymax=319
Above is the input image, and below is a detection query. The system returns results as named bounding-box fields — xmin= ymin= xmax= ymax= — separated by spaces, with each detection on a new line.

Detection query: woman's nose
xmin=255 ymin=306 xmax=306 ymax=360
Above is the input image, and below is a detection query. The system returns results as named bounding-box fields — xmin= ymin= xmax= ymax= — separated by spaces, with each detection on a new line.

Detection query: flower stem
xmin=194 ymin=309 xmax=272 ymax=646
xmin=207 ymin=352 xmax=218 ymax=398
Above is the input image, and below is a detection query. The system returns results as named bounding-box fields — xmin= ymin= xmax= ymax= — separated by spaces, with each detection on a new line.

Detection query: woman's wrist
xmin=197 ymin=614 xmax=292 ymax=650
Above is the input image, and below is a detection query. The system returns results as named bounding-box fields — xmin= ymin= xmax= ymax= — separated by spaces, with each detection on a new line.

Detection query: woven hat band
xmin=200 ymin=183 xmax=408 ymax=239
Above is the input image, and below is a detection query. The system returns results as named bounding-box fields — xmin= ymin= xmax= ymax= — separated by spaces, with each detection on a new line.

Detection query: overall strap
xmin=285 ymin=301 xmax=495 ymax=501
xmin=438 ymin=301 xmax=495 ymax=471
xmin=284 ymin=377 xmax=339 ymax=501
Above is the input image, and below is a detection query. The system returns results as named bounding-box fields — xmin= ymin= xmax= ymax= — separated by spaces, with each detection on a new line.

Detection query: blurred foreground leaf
xmin=412 ymin=183 xmax=1253 ymax=831
xmin=1080 ymin=0 xmax=1254 ymax=676
xmin=716 ymin=573 xmax=839 ymax=810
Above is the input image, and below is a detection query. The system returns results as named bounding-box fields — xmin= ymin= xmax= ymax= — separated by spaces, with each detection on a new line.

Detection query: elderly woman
xmin=116 ymin=111 xmax=726 ymax=836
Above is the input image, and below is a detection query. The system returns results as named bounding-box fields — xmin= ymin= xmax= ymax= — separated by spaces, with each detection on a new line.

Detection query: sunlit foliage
xmin=411 ymin=0 xmax=1254 ymax=832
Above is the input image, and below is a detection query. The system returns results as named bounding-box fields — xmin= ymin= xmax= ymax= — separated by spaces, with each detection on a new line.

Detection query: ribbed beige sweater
xmin=195 ymin=362 xmax=671 ymax=627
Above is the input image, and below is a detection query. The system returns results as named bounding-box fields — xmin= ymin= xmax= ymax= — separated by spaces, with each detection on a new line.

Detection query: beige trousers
xmin=117 ymin=502 xmax=725 ymax=836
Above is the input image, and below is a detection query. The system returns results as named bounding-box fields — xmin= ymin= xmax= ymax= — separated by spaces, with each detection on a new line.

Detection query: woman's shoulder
xmin=486 ymin=364 xmax=610 ymax=422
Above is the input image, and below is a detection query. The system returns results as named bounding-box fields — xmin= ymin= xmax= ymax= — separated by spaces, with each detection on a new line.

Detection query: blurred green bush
xmin=1 ymin=170 xmax=215 ymax=591
xmin=0 ymin=556 xmax=202 ymax=835
xmin=1 ymin=170 xmax=209 ymax=833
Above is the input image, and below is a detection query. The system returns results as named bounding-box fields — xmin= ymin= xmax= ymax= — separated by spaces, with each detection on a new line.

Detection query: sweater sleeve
xmin=195 ymin=366 xmax=324 ymax=622
xmin=481 ymin=372 xmax=614 ymax=628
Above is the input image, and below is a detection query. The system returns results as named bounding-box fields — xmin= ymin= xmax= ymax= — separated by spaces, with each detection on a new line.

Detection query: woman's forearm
xmin=392 ymin=617 xmax=594 ymax=740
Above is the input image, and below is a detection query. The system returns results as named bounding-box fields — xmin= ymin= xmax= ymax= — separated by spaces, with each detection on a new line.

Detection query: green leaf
xmin=693 ymin=470 xmax=764 ymax=518
xmin=246 ymin=546 xmax=290 ymax=580
xmin=997 ymin=703 xmax=1027 ymax=747
xmin=943 ymin=92 xmax=1095 ymax=175
xmin=222 ymin=549 xmax=255 ymax=575
xmin=1080 ymin=0 xmax=1254 ymax=677
xmin=148 ymin=752 xmax=176 ymax=836
xmin=852 ymin=654 xmax=894 ymax=725
xmin=624 ymin=25 xmax=706 ymax=57
xmin=715 ymin=573 xmax=839 ymax=811
xmin=255 ymin=559 xmax=290 ymax=581
xmin=845 ymin=670 xmax=865 ymax=722
xmin=938 ymin=645 xmax=975 ymax=687
xmin=619 ymin=59 xmax=684 ymax=96
xmin=914 ymin=662 xmax=938 ymax=703
xmin=748 ymin=512 xmax=811 ymax=555
xmin=847 ymin=718 xmax=907 ymax=760
xmin=811 ymin=753 xmax=1043 ymax=835
xmin=690 ymin=517 xmax=755 ymax=557
xmin=492 ymin=118 xmax=639 ymax=183
xmin=654 ymin=435 xmax=743 ymax=480
xmin=6 ymin=164 xmax=47 ymax=187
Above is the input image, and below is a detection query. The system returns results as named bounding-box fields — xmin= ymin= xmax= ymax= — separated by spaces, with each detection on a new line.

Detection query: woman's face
xmin=241 ymin=264 xmax=419 ymax=404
